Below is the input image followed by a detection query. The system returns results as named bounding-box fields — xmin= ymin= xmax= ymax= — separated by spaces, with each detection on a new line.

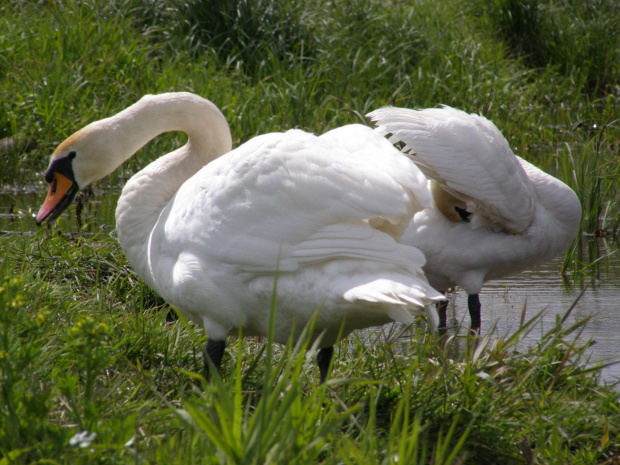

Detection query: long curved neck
xmin=111 ymin=93 xmax=233 ymax=286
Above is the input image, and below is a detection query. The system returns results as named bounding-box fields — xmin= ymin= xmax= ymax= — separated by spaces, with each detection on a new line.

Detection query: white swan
xmin=366 ymin=106 xmax=582 ymax=332
xmin=35 ymin=92 xmax=443 ymax=382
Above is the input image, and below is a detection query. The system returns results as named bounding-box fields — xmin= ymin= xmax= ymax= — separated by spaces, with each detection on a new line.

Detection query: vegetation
xmin=1 ymin=235 xmax=619 ymax=464
xmin=0 ymin=0 xmax=619 ymax=463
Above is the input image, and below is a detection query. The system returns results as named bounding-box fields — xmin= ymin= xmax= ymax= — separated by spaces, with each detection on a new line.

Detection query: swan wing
xmin=151 ymin=126 xmax=443 ymax=336
xmin=164 ymin=127 xmax=431 ymax=275
xmin=367 ymin=106 xmax=537 ymax=233
xmin=319 ymin=124 xmax=433 ymax=218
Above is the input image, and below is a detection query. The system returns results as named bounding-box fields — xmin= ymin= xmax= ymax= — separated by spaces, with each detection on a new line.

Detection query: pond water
xmin=444 ymin=249 xmax=620 ymax=388
xmin=2 ymin=181 xmax=619 ymax=388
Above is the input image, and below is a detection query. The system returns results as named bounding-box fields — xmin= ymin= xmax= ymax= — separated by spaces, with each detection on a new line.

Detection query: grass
xmin=1 ymin=0 xmax=620 ymax=463
xmin=1 ymin=233 xmax=619 ymax=464
xmin=485 ymin=0 xmax=620 ymax=94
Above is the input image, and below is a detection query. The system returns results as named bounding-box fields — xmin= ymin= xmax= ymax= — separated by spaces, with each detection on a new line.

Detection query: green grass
xmin=485 ymin=0 xmax=620 ymax=94
xmin=1 ymin=0 xmax=620 ymax=463
xmin=1 ymin=233 xmax=619 ymax=463
xmin=2 ymin=0 xmax=619 ymax=192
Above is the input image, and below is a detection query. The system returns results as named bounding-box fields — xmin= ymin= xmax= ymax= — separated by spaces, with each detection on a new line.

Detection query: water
xmin=2 ymin=181 xmax=619 ymax=387
xmin=445 ymin=251 xmax=620 ymax=388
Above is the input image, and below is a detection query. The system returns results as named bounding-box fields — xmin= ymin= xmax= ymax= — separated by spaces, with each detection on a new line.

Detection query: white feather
xmin=367 ymin=105 xmax=581 ymax=328
xmin=41 ymin=93 xmax=442 ymax=354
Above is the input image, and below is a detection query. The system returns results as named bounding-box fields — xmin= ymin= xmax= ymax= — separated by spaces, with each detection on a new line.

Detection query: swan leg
xmin=468 ymin=294 xmax=481 ymax=334
xmin=204 ymin=338 xmax=226 ymax=379
xmin=437 ymin=298 xmax=448 ymax=329
xmin=317 ymin=346 xmax=334 ymax=384
xmin=437 ymin=297 xmax=449 ymax=338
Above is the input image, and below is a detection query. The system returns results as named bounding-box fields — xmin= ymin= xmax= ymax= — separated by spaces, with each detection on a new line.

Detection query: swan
xmin=35 ymin=92 xmax=443 ymax=382
xmin=366 ymin=105 xmax=582 ymax=333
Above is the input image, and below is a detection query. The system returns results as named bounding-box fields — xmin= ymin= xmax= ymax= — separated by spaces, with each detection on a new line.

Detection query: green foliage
xmin=3 ymin=0 xmax=618 ymax=189
xmin=486 ymin=0 xmax=620 ymax=94
xmin=177 ymin=0 xmax=311 ymax=73
xmin=0 ymin=275 xmax=59 ymax=454
xmin=0 ymin=235 xmax=619 ymax=463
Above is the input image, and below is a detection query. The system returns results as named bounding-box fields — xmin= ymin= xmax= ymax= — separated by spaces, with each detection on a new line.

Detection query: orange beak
xmin=36 ymin=172 xmax=78 ymax=225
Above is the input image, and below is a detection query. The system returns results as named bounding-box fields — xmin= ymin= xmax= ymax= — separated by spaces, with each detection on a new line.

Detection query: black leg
xmin=468 ymin=294 xmax=481 ymax=334
xmin=316 ymin=346 xmax=334 ymax=384
xmin=437 ymin=298 xmax=448 ymax=338
xmin=204 ymin=339 xmax=226 ymax=380
xmin=437 ymin=298 xmax=448 ymax=330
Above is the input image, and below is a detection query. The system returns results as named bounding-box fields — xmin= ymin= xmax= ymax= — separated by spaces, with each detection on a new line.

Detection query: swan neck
xmin=111 ymin=93 xmax=231 ymax=170
xmin=112 ymin=93 xmax=233 ymax=286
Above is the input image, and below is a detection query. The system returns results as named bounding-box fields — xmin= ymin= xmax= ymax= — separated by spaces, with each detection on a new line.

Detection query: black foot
xmin=468 ymin=294 xmax=481 ymax=334
xmin=204 ymin=339 xmax=226 ymax=380
xmin=316 ymin=346 xmax=334 ymax=384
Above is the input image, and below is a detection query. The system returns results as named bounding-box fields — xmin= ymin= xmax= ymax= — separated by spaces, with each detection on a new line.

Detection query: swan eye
xmin=454 ymin=206 xmax=471 ymax=222
xmin=45 ymin=152 xmax=76 ymax=184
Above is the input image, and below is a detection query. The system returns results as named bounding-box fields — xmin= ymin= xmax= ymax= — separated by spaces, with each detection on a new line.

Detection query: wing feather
xmin=367 ymin=106 xmax=537 ymax=233
xmin=163 ymin=127 xmax=430 ymax=277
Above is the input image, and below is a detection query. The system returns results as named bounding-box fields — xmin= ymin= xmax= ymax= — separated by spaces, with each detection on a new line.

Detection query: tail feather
xmin=343 ymin=278 xmax=443 ymax=333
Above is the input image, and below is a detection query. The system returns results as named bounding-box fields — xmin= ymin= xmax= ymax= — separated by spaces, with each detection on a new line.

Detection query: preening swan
xmin=36 ymin=92 xmax=443 ymax=382
xmin=367 ymin=106 xmax=582 ymax=333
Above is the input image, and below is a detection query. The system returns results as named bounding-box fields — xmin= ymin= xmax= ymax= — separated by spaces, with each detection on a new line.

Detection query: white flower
xmin=69 ymin=430 xmax=97 ymax=448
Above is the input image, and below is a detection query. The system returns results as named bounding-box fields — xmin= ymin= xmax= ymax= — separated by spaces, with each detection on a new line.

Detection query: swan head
xmin=430 ymin=180 xmax=471 ymax=223
xmin=35 ymin=92 xmax=234 ymax=226
xmin=36 ymin=121 xmax=121 ymax=225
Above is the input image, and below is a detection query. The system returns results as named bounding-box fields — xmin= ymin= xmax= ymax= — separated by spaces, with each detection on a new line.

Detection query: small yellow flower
xmin=36 ymin=309 xmax=51 ymax=326
xmin=10 ymin=294 xmax=25 ymax=308
xmin=68 ymin=326 xmax=80 ymax=337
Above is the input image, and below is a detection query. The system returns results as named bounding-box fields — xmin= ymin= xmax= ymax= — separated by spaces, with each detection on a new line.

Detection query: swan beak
xmin=36 ymin=172 xmax=79 ymax=226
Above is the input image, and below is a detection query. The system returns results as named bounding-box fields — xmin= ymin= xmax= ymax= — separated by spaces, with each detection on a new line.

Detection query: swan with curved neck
xmin=36 ymin=92 xmax=443 ymax=382
xmin=367 ymin=105 xmax=582 ymax=332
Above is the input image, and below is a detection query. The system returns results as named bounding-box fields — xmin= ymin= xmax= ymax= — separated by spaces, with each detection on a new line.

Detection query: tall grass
xmin=2 ymin=0 xmax=618 ymax=188
xmin=3 ymin=0 xmax=615 ymax=256
xmin=485 ymin=0 xmax=620 ymax=94
xmin=1 ymin=232 xmax=618 ymax=463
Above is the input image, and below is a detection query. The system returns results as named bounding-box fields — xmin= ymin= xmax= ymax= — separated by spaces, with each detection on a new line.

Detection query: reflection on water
xmin=2 ymin=183 xmax=619 ymax=388
xmin=0 ymin=181 xmax=122 ymax=236
xmin=444 ymin=250 xmax=620 ymax=388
